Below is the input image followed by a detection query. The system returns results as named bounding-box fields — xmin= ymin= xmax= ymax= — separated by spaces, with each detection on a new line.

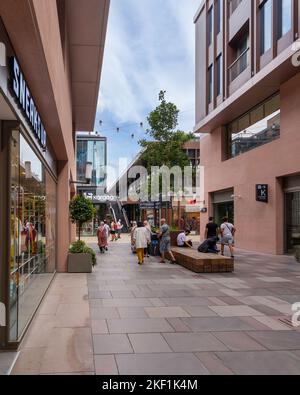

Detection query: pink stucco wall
xmin=201 ymin=72 xmax=300 ymax=255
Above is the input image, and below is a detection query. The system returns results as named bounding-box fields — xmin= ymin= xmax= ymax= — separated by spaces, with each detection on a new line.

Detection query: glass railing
xmin=228 ymin=47 xmax=249 ymax=82
xmin=229 ymin=0 xmax=243 ymax=15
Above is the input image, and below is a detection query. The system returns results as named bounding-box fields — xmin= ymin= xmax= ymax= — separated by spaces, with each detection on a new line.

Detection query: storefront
xmin=211 ymin=189 xmax=234 ymax=225
xmin=0 ymin=25 xmax=57 ymax=348
xmin=284 ymin=175 xmax=300 ymax=255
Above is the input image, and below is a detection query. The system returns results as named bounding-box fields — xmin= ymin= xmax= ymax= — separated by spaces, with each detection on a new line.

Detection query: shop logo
xmin=292 ymin=303 xmax=300 ymax=328
xmin=0 ymin=302 xmax=5 ymax=327
xmin=10 ymin=56 xmax=47 ymax=150
xmin=291 ymin=42 xmax=300 ymax=67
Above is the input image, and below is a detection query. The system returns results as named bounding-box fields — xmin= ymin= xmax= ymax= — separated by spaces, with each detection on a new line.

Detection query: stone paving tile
xmin=166 ymin=318 xmax=192 ymax=332
xmin=55 ymin=303 xmax=90 ymax=328
xmin=181 ymin=317 xmax=258 ymax=332
xmin=182 ymin=306 xmax=217 ymax=318
xmin=215 ymin=351 xmax=300 ymax=375
xmin=145 ymin=307 xmax=191 ymax=318
xmin=93 ymin=334 xmax=133 ymax=355
xmin=149 ymin=298 xmax=167 ymax=307
xmin=0 ymin=352 xmax=18 ymax=375
xmin=111 ymin=290 xmax=135 ymax=298
xmin=163 ymin=333 xmax=229 ymax=352
xmin=88 ymin=291 xmax=112 ymax=299
xmin=210 ymin=305 xmax=265 ymax=318
xmin=107 ymin=318 xmax=175 ymax=334
xmin=94 ymin=355 xmax=119 ymax=375
xmin=213 ymin=332 xmax=267 ymax=351
xmin=117 ymin=307 xmax=148 ymax=319
xmin=12 ymin=348 xmax=45 ymax=375
xmin=90 ymin=307 xmax=120 ymax=320
xmin=256 ymin=277 xmax=292 ymax=283
xmin=116 ymin=353 xmax=210 ymax=375
xmin=128 ymin=334 xmax=172 ymax=353
xmin=91 ymin=320 xmax=109 ymax=335
xmin=103 ymin=298 xmax=153 ymax=307
xmin=195 ymin=353 xmax=234 ymax=375
xmin=161 ymin=297 xmax=211 ymax=307
xmin=246 ymin=331 xmax=300 ymax=350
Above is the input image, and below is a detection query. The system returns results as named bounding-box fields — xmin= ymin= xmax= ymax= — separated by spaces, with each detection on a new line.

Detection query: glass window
xmin=77 ymin=139 xmax=106 ymax=187
xmin=9 ymin=131 xmax=56 ymax=340
xmin=278 ymin=0 xmax=292 ymax=39
xmin=217 ymin=55 xmax=222 ymax=97
xmin=208 ymin=7 xmax=213 ymax=46
xmin=208 ymin=65 xmax=213 ymax=104
xmin=217 ymin=0 xmax=222 ymax=34
xmin=261 ymin=0 xmax=272 ymax=54
xmin=227 ymin=94 xmax=280 ymax=159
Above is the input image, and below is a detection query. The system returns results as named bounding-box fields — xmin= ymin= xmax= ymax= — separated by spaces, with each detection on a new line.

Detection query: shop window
xmin=260 ymin=0 xmax=272 ymax=54
xmin=9 ymin=130 xmax=56 ymax=340
xmin=277 ymin=0 xmax=292 ymax=39
xmin=226 ymin=93 xmax=280 ymax=159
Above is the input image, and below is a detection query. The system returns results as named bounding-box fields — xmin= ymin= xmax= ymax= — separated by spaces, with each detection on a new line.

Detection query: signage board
xmin=10 ymin=57 xmax=47 ymax=150
xmin=256 ymin=184 xmax=268 ymax=203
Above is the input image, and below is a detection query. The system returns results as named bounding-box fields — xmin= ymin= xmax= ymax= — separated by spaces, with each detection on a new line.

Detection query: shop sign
xmin=84 ymin=192 xmax=117 ymax=202
xmin=256 ymin=184 xmax=268 ymax=203
xmin=10 ymin=57 xmax=47 ymax=150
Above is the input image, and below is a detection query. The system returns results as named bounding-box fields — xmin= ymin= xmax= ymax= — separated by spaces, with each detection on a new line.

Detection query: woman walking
xmin=110 ymin=220 xmax=116 ymax=242
xmin=97 ymin=222 xmax=108 ymax=253
xmin=143 ymin=220 xmax=152 ymax=258
xmin=133 ymin=222 xmax=151 ymax=265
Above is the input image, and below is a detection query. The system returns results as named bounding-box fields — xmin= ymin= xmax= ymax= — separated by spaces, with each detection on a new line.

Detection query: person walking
xmin=143 ymin=220 xmax=152 ymax=258
xmin=158 ymin=218 xmax=176 ymax=264
xmin=97 ymin=222 xmax=108 ymax=253
xmin=130 ymin=221 xmax=137 ymax=253
xmin=133 ymin=222 xmax=151 ymax=265
xmin=117 ymin=219 xmax=123 ymax=239
xmin=220 ymin=217 xmax=236 ymax=258
xmin=110 ymin=220 xmax=117 ymax=242
xmin=205 ymin=217 xmax=220 ymax=239
xmin=103 ymin=220 xmax=110 ymax=250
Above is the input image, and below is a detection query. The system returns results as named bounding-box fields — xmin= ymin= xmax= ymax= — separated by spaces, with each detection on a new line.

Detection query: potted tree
xmin=68 ymin=195 xmax=96 ymax=273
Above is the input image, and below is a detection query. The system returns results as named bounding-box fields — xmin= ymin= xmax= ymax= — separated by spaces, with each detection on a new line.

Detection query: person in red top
xmin=97 ymin=222 xmax=108 ymax=253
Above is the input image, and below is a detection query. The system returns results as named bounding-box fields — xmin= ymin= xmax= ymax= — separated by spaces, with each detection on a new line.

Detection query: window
xmin=226 ymin=94 xmax=280 ymax=158
xmin=229 ymin=0 xmax=243 ymax=15
xmin=217 ymin=0 xmax=222 ymax=34
xmin=278 ymin=0 xmax=292 ymax=39
xmin=208 ymin=7 xmax=213 ymax=46
xmin=261 ymin=0 xmax=272 ymax=54
xmin=208 ymin=65 xmax=213 ymax=104
xmin=77 ymin=139 xmax=106 ymax=187
xmin=217 ymin=55 xmax=222 ymax=97
xmin=228 ymin=34 xmax=249 ymax=82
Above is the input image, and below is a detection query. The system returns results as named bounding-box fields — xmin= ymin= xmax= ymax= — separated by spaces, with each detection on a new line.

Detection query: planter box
xmin=295 ymin=246 xmax=300 ymax=263
xmin=68 ymin=253 xmax=93 ymax=273
xmin=170 ymin=231 xmax=181 ymax=247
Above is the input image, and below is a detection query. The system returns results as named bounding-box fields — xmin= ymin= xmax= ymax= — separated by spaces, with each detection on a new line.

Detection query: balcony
xmin=228 ymin=47 xmax=249 ymax=83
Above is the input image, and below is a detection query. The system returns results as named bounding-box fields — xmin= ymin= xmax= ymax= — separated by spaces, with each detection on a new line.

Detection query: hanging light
xmin=85 ymin=162 xmax=92 ymax=184
xmin=99 ymin=120 xmax=103 ymax=126
xmin=140 ymin=122 xmax=143 ymax=128
xmin=117 ymin=127 xmax=120 ymax=133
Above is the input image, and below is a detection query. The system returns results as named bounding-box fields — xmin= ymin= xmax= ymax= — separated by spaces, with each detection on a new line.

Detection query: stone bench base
xmin=168 ymin=247 xmax=234 ymax=273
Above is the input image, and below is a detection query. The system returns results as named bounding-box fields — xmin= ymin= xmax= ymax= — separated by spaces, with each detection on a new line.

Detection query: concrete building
xmin=0 ymin=0 xmax=109 ymax=349
xmin=194 ymin=0 xmax=300 ymax=255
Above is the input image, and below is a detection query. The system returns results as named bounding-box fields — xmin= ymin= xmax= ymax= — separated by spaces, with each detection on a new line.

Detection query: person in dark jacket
xmin=198 ymin=237 xmax=219 ymax=254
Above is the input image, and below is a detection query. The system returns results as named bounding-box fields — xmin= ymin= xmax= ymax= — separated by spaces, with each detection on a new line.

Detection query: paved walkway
xmin=11 ymin=236 xmax=300 ymax=375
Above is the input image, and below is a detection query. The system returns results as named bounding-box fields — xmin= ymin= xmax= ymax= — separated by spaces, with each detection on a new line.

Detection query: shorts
xmin=110 ymin=230 xmax=116 ymax=235
xmin=221 ymin=235 xmax=234 ymax=246
xmin=160 ymin=238 xmax=171 ymax=253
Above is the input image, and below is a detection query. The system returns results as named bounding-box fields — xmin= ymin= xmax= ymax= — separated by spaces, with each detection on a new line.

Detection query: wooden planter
xmin=68 ymin=253 xmax=93 ymax=273
xmin=170 ymin=231 xmax=182 ymax=247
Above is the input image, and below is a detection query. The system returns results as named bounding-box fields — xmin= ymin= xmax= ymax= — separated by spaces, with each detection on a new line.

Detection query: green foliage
xmin=139 ymin=91 xmax=194 ymax=173
xmin=69 ymin=240 xmax=97 ymax=267
xmin=69 ymin=195 xmax=96 ymax=240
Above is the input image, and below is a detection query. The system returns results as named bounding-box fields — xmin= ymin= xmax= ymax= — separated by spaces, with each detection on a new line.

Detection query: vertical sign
xmin=256 ymin=184 xmax=268 ymax=203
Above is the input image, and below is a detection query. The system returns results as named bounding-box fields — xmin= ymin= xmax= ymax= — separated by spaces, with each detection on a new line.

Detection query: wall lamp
xmin=70 ymin=162 xmax=92 ymax=185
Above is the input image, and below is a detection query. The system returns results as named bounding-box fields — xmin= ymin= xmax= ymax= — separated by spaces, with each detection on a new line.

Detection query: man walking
xmin=158 ymin=219 xmax=176 ymax=264
xmin=205 ymin=217 xmax=219 ymax=239
xmin=220 ymin=217 xmax=236 ymax=258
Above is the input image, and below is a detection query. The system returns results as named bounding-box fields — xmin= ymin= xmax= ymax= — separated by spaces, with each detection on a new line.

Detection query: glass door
xmin=285 ymin=191 xmax=300 ymax=254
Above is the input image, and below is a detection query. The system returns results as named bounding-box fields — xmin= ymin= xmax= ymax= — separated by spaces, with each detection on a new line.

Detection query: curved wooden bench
xmin=169 ymin=247 xmax=234 ymax=273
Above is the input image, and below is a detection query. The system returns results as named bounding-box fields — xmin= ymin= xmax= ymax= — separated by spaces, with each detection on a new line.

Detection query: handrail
xmin=228 ymin=47 xmax=250 ymax=71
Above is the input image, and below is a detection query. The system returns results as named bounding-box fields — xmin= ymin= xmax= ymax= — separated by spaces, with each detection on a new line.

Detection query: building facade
xmin=76 ymin=133 xmax=108 ymax=236
xmin=194 ymin=0 xmax=300 ymax=254
xmin=0 ymin=0 xmax=109 ymax=349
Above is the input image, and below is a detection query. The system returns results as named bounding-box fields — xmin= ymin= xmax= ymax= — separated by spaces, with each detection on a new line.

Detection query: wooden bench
xmin=169 ymin=247 xmax=234 ymax=273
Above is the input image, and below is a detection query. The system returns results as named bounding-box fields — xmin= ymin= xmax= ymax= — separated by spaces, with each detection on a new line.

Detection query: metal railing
xmin=228 ymin=47 xmax=250 ymax=82
xmin=229 ymin=0 xmax=243 ymax=15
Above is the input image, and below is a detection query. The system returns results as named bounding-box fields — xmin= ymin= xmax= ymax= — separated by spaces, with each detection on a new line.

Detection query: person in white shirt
xmin=133 ymin=222 xmax=151 ymax=265
xmin=220 ymin=217 xmax=236 ymax=258
xmin=103 ymin=220 xmax=110 ymax=251
xmin=177 ymin=230 xmax=193 ymax=248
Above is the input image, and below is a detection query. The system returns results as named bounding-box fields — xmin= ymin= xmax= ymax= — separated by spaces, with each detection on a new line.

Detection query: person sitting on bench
xmin=177 ymin=230 xmax=193 ymax=248
xmin=198 ymin=237 xmax=219 ymax=254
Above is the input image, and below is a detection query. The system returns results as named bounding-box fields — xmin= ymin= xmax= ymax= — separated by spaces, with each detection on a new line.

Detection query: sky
xmin=94 ymin=0 xmax=200 ymax=188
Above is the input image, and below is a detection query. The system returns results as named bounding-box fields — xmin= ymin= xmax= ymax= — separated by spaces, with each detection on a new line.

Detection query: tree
xmin=69 ymin=195 xmax=96 ymax=241
xmin=139 ymin=90 xmax=194 ymax=193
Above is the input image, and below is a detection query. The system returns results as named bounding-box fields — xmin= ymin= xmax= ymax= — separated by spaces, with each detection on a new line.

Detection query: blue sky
xmin=94 ymin=0 xmax=199 ymax=187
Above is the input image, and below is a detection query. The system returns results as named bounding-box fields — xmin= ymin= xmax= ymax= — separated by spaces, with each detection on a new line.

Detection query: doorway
xmin=212 ymin=189 xmax=234 ymax=225
xmin=285 ymin=191 xmax=300 ymax=254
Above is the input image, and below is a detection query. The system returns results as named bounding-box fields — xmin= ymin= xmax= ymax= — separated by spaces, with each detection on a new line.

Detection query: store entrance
xmin=285 ymin=191 xmax=300 ymax=254
xmin=212 ymin=189 xmax=234 ymax=226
